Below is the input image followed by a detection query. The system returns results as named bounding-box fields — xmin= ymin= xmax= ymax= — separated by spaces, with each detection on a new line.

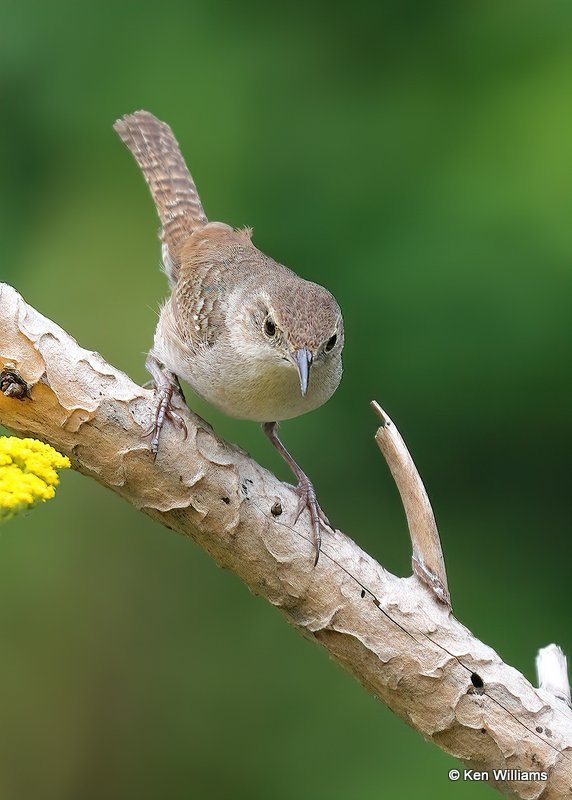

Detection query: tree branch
xmin=0 ymin=282 xmax=570 ymax=799
xmin=371 ymin=400 xmax=450 ymax=607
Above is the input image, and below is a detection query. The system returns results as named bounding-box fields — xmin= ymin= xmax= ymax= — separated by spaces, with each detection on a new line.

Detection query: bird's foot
xmin=144 ymin=355 xmax=187 ymax=456
xmin=262 ymin=421 xmax=333 ymax=566
xmin=144 ymin=382 xmax=188 ymax=456
xmin=293 ymin=476 xmax=333 ymax=566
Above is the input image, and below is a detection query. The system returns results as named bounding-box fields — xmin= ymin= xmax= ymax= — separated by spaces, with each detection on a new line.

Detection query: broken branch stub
xmin=371 ymin=400 xmax=450 ymax=608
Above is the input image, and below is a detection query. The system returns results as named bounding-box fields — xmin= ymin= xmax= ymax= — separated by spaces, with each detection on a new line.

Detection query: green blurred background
xmin=1 ymin=1 xmax=571 ymax=798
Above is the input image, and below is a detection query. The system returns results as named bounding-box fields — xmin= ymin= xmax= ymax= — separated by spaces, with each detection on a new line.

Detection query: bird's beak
xmin=294 ymin=347 xmax=313 ymax=396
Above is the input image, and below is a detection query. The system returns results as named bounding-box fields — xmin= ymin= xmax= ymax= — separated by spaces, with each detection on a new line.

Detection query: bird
xmin=114 ymin=111 xmax=344 ymax=563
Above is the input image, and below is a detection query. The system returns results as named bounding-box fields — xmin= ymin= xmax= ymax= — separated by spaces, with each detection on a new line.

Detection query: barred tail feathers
xmin=114 ymin=110 xmax=207 ymax=282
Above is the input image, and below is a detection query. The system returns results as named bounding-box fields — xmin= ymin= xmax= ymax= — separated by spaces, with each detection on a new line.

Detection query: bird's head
xmin=236 ymin=279 xmax=344 ymax=397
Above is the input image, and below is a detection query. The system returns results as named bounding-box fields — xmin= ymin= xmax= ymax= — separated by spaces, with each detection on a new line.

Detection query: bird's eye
xmin=325 ymin=333 xmax=337 ymax=352
xmin=264 ymin=317 xmax=276 ymax=337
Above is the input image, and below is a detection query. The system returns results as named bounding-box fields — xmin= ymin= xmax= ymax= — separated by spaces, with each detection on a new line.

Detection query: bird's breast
xmin=185 ymin=343 xmax=341 ymax=422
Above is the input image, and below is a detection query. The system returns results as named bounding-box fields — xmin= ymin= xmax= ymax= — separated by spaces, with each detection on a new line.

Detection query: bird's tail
xmin=114 ymin=110 xmax=207 ymax=284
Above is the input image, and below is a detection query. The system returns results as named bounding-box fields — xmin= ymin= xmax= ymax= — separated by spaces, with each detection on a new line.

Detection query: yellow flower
xmin=0 ymin=437 xmax=70 ymax=522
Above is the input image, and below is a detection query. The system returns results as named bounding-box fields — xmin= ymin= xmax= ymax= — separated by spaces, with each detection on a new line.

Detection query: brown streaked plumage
xmin=114 ymin=110 xmax=344 ymax=564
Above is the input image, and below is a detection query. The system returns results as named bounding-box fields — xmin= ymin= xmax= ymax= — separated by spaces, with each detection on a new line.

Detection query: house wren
xmin=114 ymin=111 xmax=344 ymax=563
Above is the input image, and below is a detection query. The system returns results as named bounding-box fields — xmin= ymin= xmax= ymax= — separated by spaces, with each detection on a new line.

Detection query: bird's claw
xmin=293 ymin=477 xmax=333 ymax=565
xmin=144 ymin=381 xmax=188 ymax=456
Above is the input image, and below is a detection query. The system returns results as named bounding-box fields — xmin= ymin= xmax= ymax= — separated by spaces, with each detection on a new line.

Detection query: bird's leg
xmin=144 ymin=353 xmax=188 ymax=455
xmin=262 ymin=421 xmax=332 ymax=565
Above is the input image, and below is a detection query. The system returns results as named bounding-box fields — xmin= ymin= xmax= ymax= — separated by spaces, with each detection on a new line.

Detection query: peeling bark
xmin=0 ymin=282 xmax=570 ymax=799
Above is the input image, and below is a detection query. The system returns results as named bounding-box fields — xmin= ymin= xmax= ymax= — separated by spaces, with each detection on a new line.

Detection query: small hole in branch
xmin=470 ymin=673 xmax=484 ymax=694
